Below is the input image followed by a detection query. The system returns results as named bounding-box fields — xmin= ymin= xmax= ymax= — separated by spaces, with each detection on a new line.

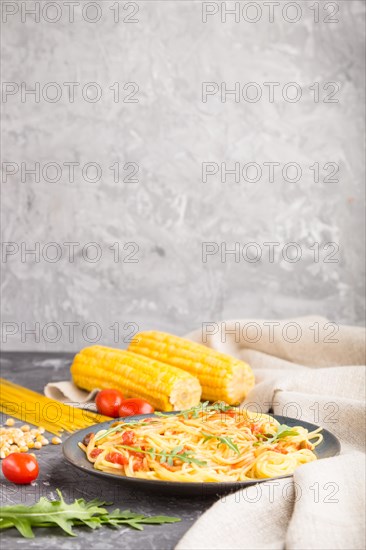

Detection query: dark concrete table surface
xmin=0 ymin=352 xmax=217 ymax=550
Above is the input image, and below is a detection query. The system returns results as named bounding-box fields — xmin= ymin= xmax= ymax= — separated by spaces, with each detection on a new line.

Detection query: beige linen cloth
xmin=45 ymin=316 xmax=366 ymax=549
xmin=176 ymin=317 xmax=366 ymax=550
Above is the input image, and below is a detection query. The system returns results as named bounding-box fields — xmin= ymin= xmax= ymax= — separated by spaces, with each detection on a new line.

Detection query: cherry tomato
xmin=90 ymin=448 xmax=103 ymax=459
xmin=95 ymin=389 xmax=124 ymax=417
xmin=132 ymin=457 xmax=145 ymax=471
xmin=2 ymin=453 xmax=39 ymax=484
xmin=121 ymin=430 xmax=136 ymax=445
xmin=118 ymin=398 xmax=154 ymax=417
xmin=105 ymin=452 xmax=128 ymax=465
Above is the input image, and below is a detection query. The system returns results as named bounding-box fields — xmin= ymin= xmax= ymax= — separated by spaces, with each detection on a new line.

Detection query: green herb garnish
xmin=94 ymin=420 xmax=159 ymax=442
xmin=259 ymin=424 xmax=299 ymax=445
xmin=202 ymin=432 xmax=240 ymax=454
xmin=116 ymin=444 xmax=207 ymax=467
xmin=0 ymin=490 xmax=180 ymax=538
xmin=181 ymin=401 xmax=234 ymax=419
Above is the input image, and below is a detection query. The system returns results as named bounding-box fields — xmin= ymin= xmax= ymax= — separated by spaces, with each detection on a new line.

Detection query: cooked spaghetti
xmin=79 ymin=404 xmax=323 ymax=482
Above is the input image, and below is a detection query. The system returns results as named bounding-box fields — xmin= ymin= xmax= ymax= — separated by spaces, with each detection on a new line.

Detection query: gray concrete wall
xmin=2 ymin=1 xmax=365 ymax=351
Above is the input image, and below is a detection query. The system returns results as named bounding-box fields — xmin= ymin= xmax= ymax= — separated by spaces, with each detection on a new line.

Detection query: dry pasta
xmin=0 ymin=378 xmax=110 ymax=436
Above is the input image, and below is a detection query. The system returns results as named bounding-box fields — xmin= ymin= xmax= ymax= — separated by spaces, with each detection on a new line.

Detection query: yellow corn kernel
xmin=36 ymin=435 xmax=43 ymax=442
xmin=21 ymin=424 xmax=30 ymax=432
xmin=38 ymin=427 xmax=45 ymax=434
xmin=5 ymin=418 xmax=15 ymax=427
xmin=27 ymin=441 xmax=35 ymax=449
xmin=34 ymin=442 xmax=42 ymax=449
xmin=41 ymin=438 xmax=49 ymax=445
xmin=19 ymin=446 xmax=28 ymax=452
xmin=10 ymin=444 xmax=19 ymax=452
xmin=51 ymin=437 xmax=62 ymax=445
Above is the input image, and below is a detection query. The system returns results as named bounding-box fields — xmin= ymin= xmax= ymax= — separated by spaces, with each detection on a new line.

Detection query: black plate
xmin=63 ymin=413 xmax=341 ymax=496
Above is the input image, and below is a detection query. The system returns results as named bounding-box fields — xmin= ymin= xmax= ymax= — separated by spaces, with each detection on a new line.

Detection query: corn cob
xmin=128 ymin=331 xmax=255 ymax=405
xmin=71 ymin=346 xmax=202 ymax=412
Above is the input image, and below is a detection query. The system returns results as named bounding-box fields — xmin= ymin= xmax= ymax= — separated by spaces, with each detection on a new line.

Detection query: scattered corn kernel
xmin=29 ymin=453 xmax=36 ymax=458
xmin=51 ymin=437 xmax=62 ymax=445
xmin=0 ymin=421 xmax=51 ymax=458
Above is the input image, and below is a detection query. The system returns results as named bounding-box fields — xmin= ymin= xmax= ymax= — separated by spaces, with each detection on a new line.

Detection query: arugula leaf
xmin=261 ymin=424 xmax=299 ymax=444
xmin=94 ymin=420 xmax=160 ymax=442
xmin=0 ymin=490 xmax=180 ymax=538
xmin=218 ymin=436 xmax=240 ymax=454
xmin=202 ymin=433 xmax=240 ymax=454
xmin=276 ymin=429 xmax=299 ymax=440
xmin=206 ymin=402 xmax=234 ymax=413
xmin=0 ymin=489 xmax=108 ymax=538
xmin=168 ymin=449 xmax=207 ymax=467
xmin=94 ymin=424 xmax=125 ymax=442
xmin=116 ymin=444 xmax=207 ymax=467
xmin=180 ymin=401 xmax=233 ymax=419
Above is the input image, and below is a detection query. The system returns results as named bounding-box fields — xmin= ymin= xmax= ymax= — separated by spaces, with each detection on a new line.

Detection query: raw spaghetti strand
xmin=0 ymin=378 xmax=111 ymax=435
xmin=80 ymin=407 xmax=323 ymax=482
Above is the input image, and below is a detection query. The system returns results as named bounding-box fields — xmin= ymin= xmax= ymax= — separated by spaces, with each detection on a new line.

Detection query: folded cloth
xmin=176 ymin=316 xmax=366 ymax=550
xmin=44 ymin=381 xmax=99 ymax=410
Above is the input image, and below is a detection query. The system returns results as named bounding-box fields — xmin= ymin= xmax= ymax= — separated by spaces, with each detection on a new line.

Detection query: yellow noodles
xmin=0 ymin=378 xmax=110 ymax=435
xmin=80 ymin=407 xmax=323 ymax=482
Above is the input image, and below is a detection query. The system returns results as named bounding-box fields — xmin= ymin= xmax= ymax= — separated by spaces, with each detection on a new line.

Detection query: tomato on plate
xmin=95 ymin=389 xmax=124 ymax=417
xmin=2 ymin=453 xmax=39 ymax=484
xmin=118 ymin=398 xmax=154 ymax=417
xmin=105 ymin=452 xmax=128 ymax=465
xmin=121 ymin=430 xmax=136 ymax=445
xmin=89 ymin=448 xmax=103 ymax=459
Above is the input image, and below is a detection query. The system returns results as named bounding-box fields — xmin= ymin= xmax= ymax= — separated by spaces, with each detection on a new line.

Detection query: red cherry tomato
xmin=2 ymin=453 xmax=39 ymax=484
xmin=95 ymin=389 xmax=124 ymax=417
xmin=105 ymin=452 xmax=128 ymax=465
xmin=90 ymin=448 xmax=103 ymax=459
xmin=121 ymin=430 xmax=136 ymax=445
xmin=118 ymin=398 xmax=154 ymax=417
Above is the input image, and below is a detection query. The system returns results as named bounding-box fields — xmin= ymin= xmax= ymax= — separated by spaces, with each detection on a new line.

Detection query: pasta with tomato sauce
xmin=79 ymin=405 xmax=323 ymax=482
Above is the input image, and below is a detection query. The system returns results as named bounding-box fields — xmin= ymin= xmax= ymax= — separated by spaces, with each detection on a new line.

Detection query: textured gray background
xmin=1 ymin=0 xmax=365 ymax=352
